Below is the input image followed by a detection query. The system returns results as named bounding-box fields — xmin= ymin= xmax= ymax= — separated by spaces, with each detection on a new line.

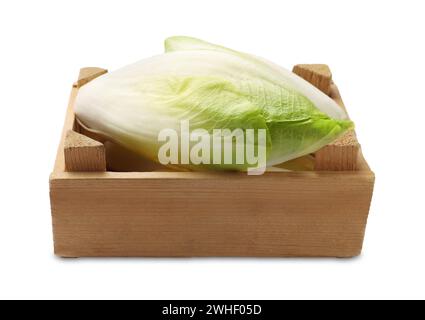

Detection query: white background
xmin=0 ymin=0 xmax=424 ymax=300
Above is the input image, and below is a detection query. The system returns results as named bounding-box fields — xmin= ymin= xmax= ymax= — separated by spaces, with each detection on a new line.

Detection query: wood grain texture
xmin=50 ymin=171 xmax=374 ymax=257
xmin=64 ymin=130 xmax=106 ymax=172
xmin=49 ymin=66 xmax=375 ymax=258
xmin=293 ymin=64 xmax=332 ymax=95
xmin=74 ymin=67 xmax=107 ymax=88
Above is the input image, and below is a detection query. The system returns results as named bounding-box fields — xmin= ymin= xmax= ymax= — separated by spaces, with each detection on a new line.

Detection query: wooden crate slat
xmin=74 ymin=67 xmax=107 ymax=88
xmin=64 ymin=130 xmax=106 ymax=172
xmin=50 ymin=171 xmax=374 ymax=258
xmin=293 ymin=64 xmax=332 ymax=95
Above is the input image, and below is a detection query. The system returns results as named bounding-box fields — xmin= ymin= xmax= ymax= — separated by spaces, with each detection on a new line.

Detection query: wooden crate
xmin=49 ymin=65 xmax=375 ymax=258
